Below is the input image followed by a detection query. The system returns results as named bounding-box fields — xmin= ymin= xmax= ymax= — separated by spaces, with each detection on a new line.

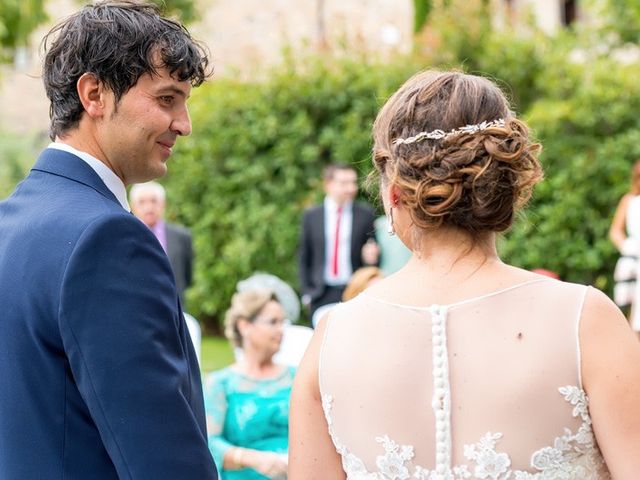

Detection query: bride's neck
xmin=404 ymin=227 xmax=501 ymax=281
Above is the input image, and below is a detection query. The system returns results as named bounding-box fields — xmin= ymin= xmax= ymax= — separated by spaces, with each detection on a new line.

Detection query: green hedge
xmin=0 ymin=131 xmax=46 ymax=199
xmin=503 ymin=58 xmax=640 ymax=290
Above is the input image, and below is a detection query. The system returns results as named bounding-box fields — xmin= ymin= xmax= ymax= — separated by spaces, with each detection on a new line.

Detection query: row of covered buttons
xmin=430 ymin=304 xmax=450 ymax=476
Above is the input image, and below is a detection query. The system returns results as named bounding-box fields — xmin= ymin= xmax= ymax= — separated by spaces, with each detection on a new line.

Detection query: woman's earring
xmin=387 ymin=207 xmax=396 ymax=236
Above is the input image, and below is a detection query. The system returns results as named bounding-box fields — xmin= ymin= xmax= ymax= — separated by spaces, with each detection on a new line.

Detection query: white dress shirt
xmin=323 ymin=196 xmax=353 ymax=285
xmin=48 ymin=142 xmax=130 ymax=211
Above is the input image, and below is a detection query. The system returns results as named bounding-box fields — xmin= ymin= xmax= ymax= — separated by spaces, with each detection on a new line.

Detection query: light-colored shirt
xmin=150 ymin=219 xmax=168 ymax=252
xmin=47 ymin=142 xmax=130 ymax=211
xmin=323 ymin=196 xmax=353 ymax=286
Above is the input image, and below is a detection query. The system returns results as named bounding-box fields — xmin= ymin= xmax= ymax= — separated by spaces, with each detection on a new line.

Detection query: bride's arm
xmin=289 ymin=316 xmax=346 ymax=480
xmin=581 ymin=287 xmax=640 ymax=478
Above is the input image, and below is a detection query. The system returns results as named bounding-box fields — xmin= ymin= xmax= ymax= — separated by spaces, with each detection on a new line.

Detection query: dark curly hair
xmin=372 ymin=70 xmax=542 ymax=234
xmin=42 ymin=0 xmax=211 ymax=140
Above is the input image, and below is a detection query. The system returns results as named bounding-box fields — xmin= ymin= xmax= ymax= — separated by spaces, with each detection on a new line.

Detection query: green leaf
xmin=413 ymin=0 xmax=432 ymax=34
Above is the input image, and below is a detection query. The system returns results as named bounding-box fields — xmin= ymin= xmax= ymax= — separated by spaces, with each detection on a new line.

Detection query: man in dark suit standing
xmin=130 ymin=181 xmax=193 ymax=301
xmin=299 ymin=164 xmax=379 ymax=322
xmin=0 ymin=2 xmax=217 ymax=479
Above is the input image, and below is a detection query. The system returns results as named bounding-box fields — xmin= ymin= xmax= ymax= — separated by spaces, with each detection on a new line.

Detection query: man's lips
xmin=157 ymin=140 xmax=175 ymax=156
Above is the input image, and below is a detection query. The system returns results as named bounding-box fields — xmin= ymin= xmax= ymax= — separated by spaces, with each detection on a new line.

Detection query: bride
xmin=289 ymin=70 xmax=640 ymax=479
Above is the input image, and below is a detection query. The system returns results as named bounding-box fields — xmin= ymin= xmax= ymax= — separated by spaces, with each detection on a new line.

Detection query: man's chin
xmin=149 ymin=162 xmax=169 ymax=179
xmin=129 ymin=166 xmax=168 ymax=185
xmin=156 ymin=164 xmax=168 ymax=177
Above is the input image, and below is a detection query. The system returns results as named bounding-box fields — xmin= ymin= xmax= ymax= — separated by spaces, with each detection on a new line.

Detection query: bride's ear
xmin=384 ymin=184 xmax=402 ymax=211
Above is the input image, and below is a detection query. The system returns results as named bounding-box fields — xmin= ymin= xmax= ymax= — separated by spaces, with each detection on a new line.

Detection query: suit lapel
xmin=350 ymin=203 xmax=362 ymax=262
xmin=318 ymin=206 xmax=326 ymax=264
xmin=32 ymin=148 xmax=121 ymax=207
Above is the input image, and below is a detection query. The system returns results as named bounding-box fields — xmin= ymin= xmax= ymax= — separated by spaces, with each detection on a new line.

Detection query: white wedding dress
xmin=318 ymin=279 xmax=610 ymax=479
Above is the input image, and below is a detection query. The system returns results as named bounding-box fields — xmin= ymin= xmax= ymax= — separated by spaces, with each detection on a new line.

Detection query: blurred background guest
xmin=204 ymin=290 xmax=293 ymax=480
xmin=130 ymin=181 xmax=201 ymax=361
xmin=237 ymin=273 xmax=312 ymax=367
xmin=374 ymin=215 xmax=411 ymax=275
xmin=342 ymin=266 xmax=384 ymax=301
xmin=130 ymin=181 xmax=193 ymax=302
xmin=298 ymin=163 xmax=379 ymax=322
xmin=610 ymin=160 xmax=640 ymax=333
xmin=311 ymin=266 xmax=385 ymax=326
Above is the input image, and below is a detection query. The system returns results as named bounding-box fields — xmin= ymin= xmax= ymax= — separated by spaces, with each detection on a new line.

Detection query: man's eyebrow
xmin=156 ymin=85 xmax=190 ymax=99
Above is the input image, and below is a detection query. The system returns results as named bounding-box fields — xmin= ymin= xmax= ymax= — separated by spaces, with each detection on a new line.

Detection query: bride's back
xmin=289 ymin=69 xmax=640 ymax=480
xmin=319 ymin=277 xmax=609 ymax=478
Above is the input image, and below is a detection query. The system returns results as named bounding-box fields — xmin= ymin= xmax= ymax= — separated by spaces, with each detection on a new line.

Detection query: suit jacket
xmin=165 ymin=222 xmax=193 ymax=300
xmin=0 ymin=149 xmax=217 ymax=480
xmin=298 ymin=201 xmax=377 ymax=301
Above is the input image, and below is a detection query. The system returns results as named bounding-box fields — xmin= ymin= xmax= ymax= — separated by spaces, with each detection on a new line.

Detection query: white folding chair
xmin=234 ymin=324 xmax=314 ymax=367
xmin=182 ymin=312 xmax=202 ymax=365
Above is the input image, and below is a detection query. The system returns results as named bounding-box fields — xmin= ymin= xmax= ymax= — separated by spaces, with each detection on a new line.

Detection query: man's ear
xmin=77 ymin=73 xmax=106 ymax=118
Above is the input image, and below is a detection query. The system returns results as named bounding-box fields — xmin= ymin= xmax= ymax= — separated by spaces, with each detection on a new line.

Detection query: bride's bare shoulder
xmin=579 ymin=287 xmax=640 ymax=475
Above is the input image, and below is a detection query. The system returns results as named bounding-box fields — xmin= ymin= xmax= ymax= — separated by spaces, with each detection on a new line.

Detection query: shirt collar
xmin=324 ymin=196 xmax=352 ymax=212
xmin=151 ymin=219 xmax=166 ymax=234
xmin=48 ymin=142 xmax=130 ymax=211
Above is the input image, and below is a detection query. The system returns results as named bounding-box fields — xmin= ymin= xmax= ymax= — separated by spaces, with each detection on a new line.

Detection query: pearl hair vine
xmin=393 ymin=118 xmax=506 ymax=146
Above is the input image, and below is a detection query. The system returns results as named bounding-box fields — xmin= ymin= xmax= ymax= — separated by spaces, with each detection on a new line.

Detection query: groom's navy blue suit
xmin=0 ymin=148 xmax=217 ymax=479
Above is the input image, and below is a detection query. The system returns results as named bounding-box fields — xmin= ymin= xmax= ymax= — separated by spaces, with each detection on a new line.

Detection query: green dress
xmin=204 ymin=365 xmax=295 ymax=480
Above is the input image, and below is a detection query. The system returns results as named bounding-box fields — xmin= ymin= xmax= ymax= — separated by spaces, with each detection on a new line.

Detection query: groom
xmin=0 ymin=2 xmax=217 ymax=479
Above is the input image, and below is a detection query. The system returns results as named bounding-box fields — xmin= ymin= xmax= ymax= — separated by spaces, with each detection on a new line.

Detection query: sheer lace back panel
xmin=319 ymin=280 xmax=610 ymax=479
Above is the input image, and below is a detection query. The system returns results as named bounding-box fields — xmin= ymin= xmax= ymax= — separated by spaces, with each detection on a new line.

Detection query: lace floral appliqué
xmin=321 ymin=386 xmax=609 ymax=480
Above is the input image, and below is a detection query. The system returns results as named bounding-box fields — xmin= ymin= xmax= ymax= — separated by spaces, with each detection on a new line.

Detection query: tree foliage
xmin=412 ymin=0 xmax=432 ymax=34
xmin=502 ymin=58 xmax=640 ymax=291
xmin=583 ymin=0 xmax=640 ymax=45
xmin=0 ymin=0 xmax=198 ymax=63
xmin=413 ymin=0 xmax=491 ymax=35
xmin=143 ymin=0 xmax=199 ymax=24
xmin=0 ymin=131 xmax=45 ymax=199
xmin=0 ymin=0 xmax=47 ymax=59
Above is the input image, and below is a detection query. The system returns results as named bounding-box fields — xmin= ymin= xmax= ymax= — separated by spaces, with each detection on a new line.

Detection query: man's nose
xmin=172 ymin=106 xmax=192 ymax=136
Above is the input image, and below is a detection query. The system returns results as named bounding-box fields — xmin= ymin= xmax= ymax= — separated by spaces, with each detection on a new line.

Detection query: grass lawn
xmin=200 ymin=335 xmax=234 ymax=374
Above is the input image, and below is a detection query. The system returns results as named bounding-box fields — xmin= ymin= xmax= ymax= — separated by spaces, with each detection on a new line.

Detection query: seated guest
xmin=342 ymin=266 xmax=384 ymax=301
xmin=236 ymin=273 xmax=311 ymax=367
xmin=204 ymin=290 xmax=294 ymax=480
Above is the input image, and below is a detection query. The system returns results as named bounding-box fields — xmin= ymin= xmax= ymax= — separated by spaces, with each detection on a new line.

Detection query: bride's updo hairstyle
xmin=373 ymin=70 xmax=542 ymax=234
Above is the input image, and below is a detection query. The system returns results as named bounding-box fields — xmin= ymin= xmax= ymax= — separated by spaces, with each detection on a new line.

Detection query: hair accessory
xmin=393 ymin=118 xmax=506 ymax=146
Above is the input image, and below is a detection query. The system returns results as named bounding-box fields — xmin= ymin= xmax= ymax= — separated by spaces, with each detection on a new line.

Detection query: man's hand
xmin=301 ymin=294 xmax=312 ymax=308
